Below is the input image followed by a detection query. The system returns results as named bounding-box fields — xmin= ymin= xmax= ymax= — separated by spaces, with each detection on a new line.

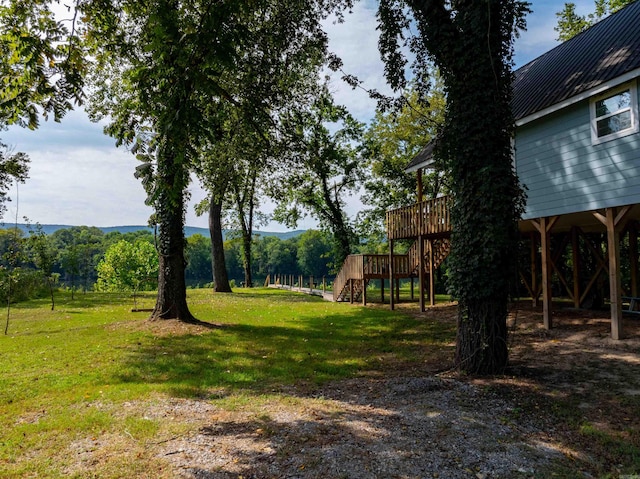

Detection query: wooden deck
xmin=386 ymin=196 xmax=451 ymax=241
xmin=332 ymin=254 xmax=416 ymax=302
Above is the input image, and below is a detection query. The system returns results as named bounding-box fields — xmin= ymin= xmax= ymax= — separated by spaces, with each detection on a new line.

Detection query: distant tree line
xmin=0 ymin=225 xmax=335 ymax=303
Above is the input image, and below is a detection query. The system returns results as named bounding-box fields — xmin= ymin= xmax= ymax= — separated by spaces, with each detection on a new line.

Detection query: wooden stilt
xmin=571 ymin=227 xmax=581 ymax=308
xmin=533 ymin=216 xmax=557 ymax=329
xmin=389 ymin=240 xmax=395 ymax=311
xmin=631 ymin=224 xmax=638 ymax=298
xmin=380 ymin=278 xmax=385 ymax=303
xmin=418 ymin=236 xmax=425 ymax=312
xmin=531 ymin=232 xmax=538 ymax=307
xmin=428 ymin=238 xmax=435 ymax=306
xmin=606 ymin=208 xmax=622 ymax=340
xmin=593 ymin=206 xmax=631 ymax=340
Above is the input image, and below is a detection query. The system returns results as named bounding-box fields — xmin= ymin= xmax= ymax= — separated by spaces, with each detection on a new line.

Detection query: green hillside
xmin=5 ymin=223 xmax=304 ymax=240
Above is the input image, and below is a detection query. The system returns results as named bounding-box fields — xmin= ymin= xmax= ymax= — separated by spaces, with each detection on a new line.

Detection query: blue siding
xmin=515 ymin=82 xmax=640 ymax=220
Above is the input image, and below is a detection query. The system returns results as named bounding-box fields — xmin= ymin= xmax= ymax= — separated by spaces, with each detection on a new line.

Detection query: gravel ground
xmin=155 ymin=375 xmax=560 ymax=479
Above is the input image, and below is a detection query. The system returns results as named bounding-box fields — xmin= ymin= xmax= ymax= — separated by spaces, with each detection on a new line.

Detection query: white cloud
xmin=1 ymin=1 xmax=596 ymax=230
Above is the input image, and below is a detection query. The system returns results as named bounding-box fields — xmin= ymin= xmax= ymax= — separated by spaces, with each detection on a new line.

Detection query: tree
xmin=84 ymin=0 xmax=347 ymax=321
xmin=185 ymin=234 xmax=212 ymax=286
xmin=51 ymin=226 xmax=105 ymax=297
xmin=555 ymin=0 xmax=633 ymax=41
xmin=96 ymin=239 xmax=158 ymax=309
xmin=274 ymin=88 xmax=364 ymax=268
xmin=26 ymin=223 xmax=57 ymax=310
xmin=0 ymin=0 xmax=85 ymax=130
xmin=378 ymin=0 xmax=528 ymax=374
xmin=0 ymin=144 xmax=29 ymax=220
xmin=296 ymin=230 xmax=332 ymax=277
xmin=358 ymin=80 xmax=447 ymax=248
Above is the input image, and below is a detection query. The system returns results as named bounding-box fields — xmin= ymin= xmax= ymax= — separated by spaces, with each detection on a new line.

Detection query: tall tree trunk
xmin=150 ymin=154 xmax=196 ymax=321
xmin=241 ymin=230 xmax=253 ymax=287
xmin=402 ymin=0 xmax=525 ymax=374
xmin=235 ymin=172 xmax=257 ymax=288
xmin=209 ymin=197 xmax=232 ymax=292
xmin=321 ymin=178 xmax=352 ymax=267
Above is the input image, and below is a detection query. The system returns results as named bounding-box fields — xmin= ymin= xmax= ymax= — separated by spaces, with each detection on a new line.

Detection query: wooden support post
xmin=389 ymin=240 xmax=395 ymax=310
xmin=380 ymin=278 xmax=385 ymax=303
xmin=594 ymin=206 xmax=631 ymax=340
xmin=418 ymin=236 xmax=425 ymax=312
xmin=395 ymin=278 xmax=400 ymax=303
xmin=571 ymin=227 xmax=581 ymax=308
xmin=606 ymin=208 xmax=623 ymax=340
xmin=631 ymin=225 xmax=638 ymax=298
xmin=428 ymin=239 xmax=435 ymax=307
xmin=530 ymin=232 xmax=538 ymax=307
xmin=410 ymin=277 xmax=414 ymax=300
xmin=535 ymin=216 xmax=557 ymax=330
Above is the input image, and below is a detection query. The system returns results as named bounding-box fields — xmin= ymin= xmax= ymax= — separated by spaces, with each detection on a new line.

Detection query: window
xmin=590 ymin=82 xmax=639 ymax=144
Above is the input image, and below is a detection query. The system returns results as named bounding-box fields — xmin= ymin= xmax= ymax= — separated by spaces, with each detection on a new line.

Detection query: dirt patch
xmin=106 ymin=302 xmax=640 ymax=478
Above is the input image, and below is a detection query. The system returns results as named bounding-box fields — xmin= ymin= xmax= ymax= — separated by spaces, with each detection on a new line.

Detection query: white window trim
xmin=590 ymin=80 xmax=639 ymax=145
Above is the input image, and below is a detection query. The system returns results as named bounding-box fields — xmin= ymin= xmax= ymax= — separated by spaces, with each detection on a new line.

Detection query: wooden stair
xmin=333 ymin=238 xmax=451 ymax=304
xmin=406 ymin=237 xmax=451 ymax=276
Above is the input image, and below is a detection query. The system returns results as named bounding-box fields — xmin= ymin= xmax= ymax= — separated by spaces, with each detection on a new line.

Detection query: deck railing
xmin=333 ymin=254 xmax=411 ymax=301
xmin=386 ymin=196 xmax=451 ymax=240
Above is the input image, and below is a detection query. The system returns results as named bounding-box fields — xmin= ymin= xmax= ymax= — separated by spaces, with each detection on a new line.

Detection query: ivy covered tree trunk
xmin=151 ymin=151 xmax=195 ymax=322
xmin=209 ymin=197 xmax=232 ymax=293
xmin=380 ymin=0 xmax=528 ymax=374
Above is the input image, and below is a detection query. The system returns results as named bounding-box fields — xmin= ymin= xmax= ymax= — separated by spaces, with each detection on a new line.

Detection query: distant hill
xmin=3 ymin=223 xmax=305 ymax=240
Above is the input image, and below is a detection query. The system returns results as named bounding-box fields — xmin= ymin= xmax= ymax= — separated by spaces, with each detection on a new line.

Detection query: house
xmin=335 ymin=1 xmax=640 ymax=340
xmin=513 ymin=0 xmax=640 ymax=339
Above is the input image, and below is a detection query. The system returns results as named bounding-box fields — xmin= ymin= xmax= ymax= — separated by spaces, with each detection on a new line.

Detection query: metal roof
xmin=512 ymin=0 xmax=640 ymax=122
xmin=404 ymin=141 xmax=436 ymax=172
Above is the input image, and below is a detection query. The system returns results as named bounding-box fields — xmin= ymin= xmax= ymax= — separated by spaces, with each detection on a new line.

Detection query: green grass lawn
xmin=0 ymin=288 xmax=455 ymax=478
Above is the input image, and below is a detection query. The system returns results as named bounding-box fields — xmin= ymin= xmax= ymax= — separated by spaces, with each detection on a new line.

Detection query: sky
xmin=1 ymin=0 xmax=594 ymax=232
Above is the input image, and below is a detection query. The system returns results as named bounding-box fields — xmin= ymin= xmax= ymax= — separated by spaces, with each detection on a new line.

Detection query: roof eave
xmin=515 ymin=66 xmax=640 ymax=127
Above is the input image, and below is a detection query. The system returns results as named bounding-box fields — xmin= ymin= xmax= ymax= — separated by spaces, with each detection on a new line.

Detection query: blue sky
xmin=2 ymin=0 xmax=594 ymax=231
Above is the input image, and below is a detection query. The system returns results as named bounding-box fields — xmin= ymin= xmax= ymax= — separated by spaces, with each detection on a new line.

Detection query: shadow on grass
xmin=113 ymin=307 xmax=456 ymax=398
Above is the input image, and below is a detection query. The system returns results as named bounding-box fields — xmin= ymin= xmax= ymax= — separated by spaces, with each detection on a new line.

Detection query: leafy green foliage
xmin=96 ymin=239 xmax=158 ymax=308
xmin=296 ymin=229 xmax=332 ymax=277
xmin=0 ymin=142 xmax=29 ymax=220
xmin=555 ymin=0 xmax=634 ymax=41
xmin=273 ymin=88 xmax=364 ymax=268
xmin=359 ymin=80 xmax=447 ymax=248
xmin=185 ymin=233 xmax=212 ymax=286
xmin=0 ymin=0 xmax=85 ymax=129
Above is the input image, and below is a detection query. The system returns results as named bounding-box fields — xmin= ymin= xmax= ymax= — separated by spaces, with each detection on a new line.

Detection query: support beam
xmin=606 ymin=208 xmax=623 ymax=339
xmin=536 ymin=216 xmax=558 ymax=329
xmin=631 ymin=224 xmax=638 ymax=298
xmin=428 ymin=239 xmax=435 ymax=306
xmin=531 ymin=233 xmax=538 ymax=307
xmin=380 ymin=278 xmax=385 ymax=303
xmin=594 ymin=207 xmax=631 ymax=340
xmin=571 ymin=227 xmax=581 ymax=308
xmin=418 ymin=236 xmax=425 ymax=312
xmin=389 ymin=240 xmax=395 ymax=310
